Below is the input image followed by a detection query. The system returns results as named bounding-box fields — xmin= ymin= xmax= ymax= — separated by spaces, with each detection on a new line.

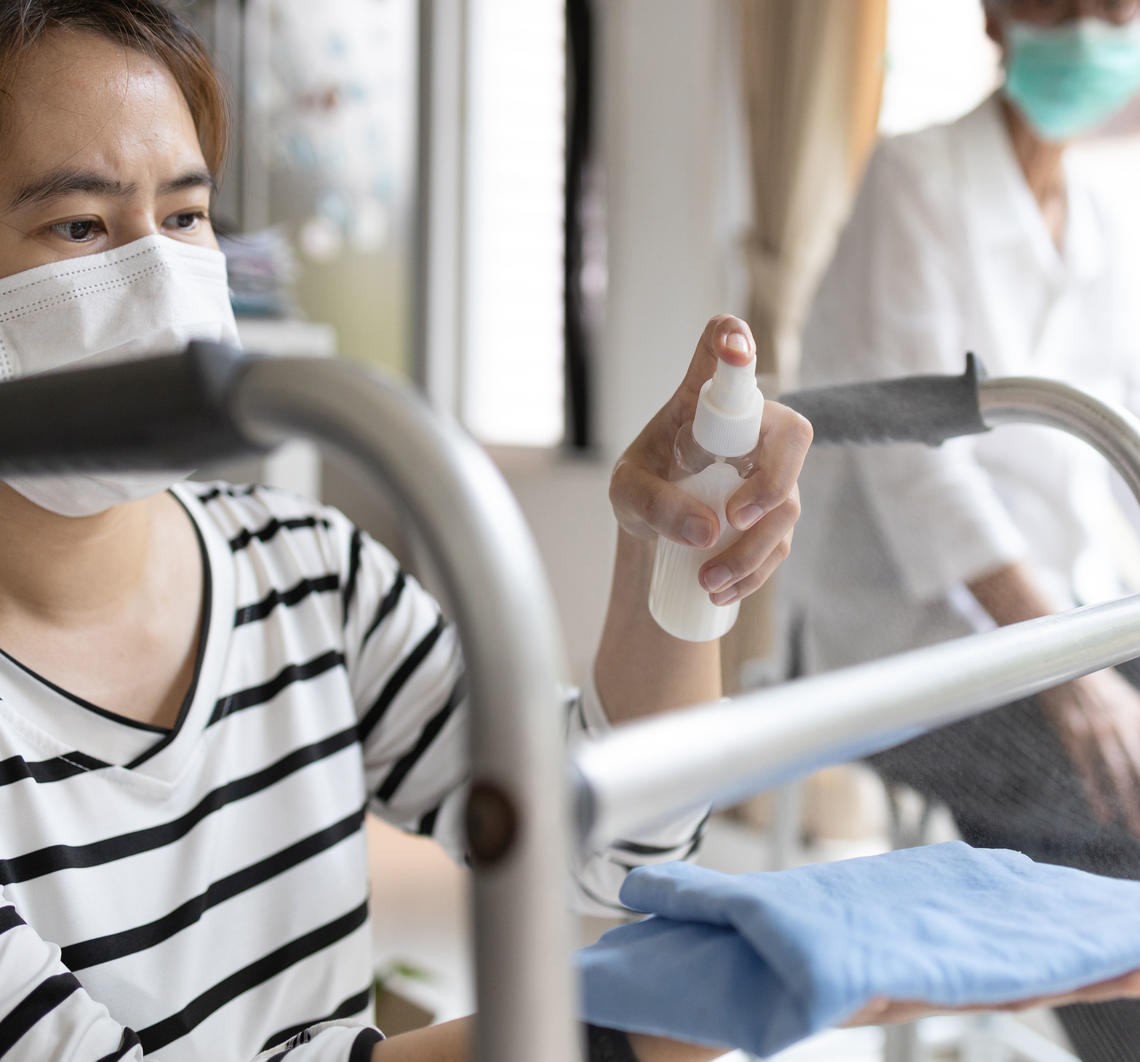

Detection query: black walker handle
xmin=0 ymin=341 xmax=264 ymax=474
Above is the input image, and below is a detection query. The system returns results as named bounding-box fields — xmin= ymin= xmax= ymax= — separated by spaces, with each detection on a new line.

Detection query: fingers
xmin=1003 ymin=967 xmax=1140 ymax=1010
xmin=610 ymin=465 xmax=801 ymax=603
xmin=1044 ymin=674 xmax=1140 ymax=833
xmin=707 ymin=530 xmax=793 ymax=606
xmin=700 ymin=491 xmax=799 ymax=605
xmin=1073 ymin=968 xmax=1140 ymax=1003
xmin=726 ymin=402 xmax=813 ymax=532
xmin=679 ymin=315 xmax=757 ymax=399
xmin=692 ymin=401 xmax=811 ymax=604
xmin=845 ymin=998 xmax=950 ymax=1027
xmin=842 ymin=998 xmax=890 ymax=1026
xmin=1110 ymin=696 xmax=1140 ymax=834
xmin=846 ymin=968 xmax=1140 ymax=1029
xmin=1047 ymin=697 xmax=1115 ymax=825
xmin=1069 ymin=735 xmax=1115 ymax=827
xmin=610 ymin=459 xmax=719 ymax=547
xmin=1082 ymin=673 xmax=1140 ymax=830
xmin=1099 ymin=723 xmax=1140 ymax=835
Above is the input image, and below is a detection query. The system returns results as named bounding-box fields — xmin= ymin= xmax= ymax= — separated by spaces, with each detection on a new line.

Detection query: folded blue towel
xmin=578 ymin=842 xmax=1140 ymax=1057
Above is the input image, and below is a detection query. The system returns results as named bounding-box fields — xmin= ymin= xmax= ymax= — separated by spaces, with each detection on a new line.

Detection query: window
xmin=462 ymin=0 xmax=567 ymax=447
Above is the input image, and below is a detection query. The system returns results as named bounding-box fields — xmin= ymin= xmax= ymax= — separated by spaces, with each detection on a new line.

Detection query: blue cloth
xmin=578 ymin=842 xmax=1140 ymax=1058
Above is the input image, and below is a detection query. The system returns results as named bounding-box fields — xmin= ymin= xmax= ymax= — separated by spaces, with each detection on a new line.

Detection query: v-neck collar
xmin=0 ymin=485 xmax=236 ymax=787
xmin=955 ymin=94 xmax=1106 ymax=287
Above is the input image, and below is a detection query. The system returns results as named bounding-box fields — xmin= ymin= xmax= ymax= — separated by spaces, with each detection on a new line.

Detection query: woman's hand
xmin=846 ymin=965 xmax=1140 ymax=1028
xmin=968 ymin=561 xmax=1140 ymax=835
xmin=608 ymin=314 xmax=812 ymax=607
xmin=596 ymin=314 xmax=812 ymax=721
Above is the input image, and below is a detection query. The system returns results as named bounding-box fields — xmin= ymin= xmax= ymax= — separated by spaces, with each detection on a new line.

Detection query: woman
xmin=790 ymin=0 xmax=1140 ymax=1057
xmin=0 ymin=2 xmax=809 ymax=1059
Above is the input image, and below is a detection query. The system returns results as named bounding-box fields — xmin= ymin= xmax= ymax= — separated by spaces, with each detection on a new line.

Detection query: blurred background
xmin=179 ymin=2 xmax=1140 ymax=1059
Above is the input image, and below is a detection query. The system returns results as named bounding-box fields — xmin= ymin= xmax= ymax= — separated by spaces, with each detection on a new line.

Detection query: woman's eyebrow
xmin=8 ymin=168 xmax=217 ymax=212
xmin=9 ymin=169 xmax=135 ymax=211
xmin=158 ymin=169 xmax=218 ymax=197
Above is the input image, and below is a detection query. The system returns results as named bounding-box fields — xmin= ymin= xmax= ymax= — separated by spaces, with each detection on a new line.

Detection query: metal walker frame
xmin=3 ymin=349 xmax=1140 ymax=1061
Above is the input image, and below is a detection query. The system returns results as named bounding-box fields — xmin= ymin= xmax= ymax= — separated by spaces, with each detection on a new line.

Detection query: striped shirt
xmin=0 ymin=482 xmax=703 ymax=1060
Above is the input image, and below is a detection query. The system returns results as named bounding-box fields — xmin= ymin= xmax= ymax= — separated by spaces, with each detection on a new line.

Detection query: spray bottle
xmin=648 ymin=355 xmax=764 ymax=642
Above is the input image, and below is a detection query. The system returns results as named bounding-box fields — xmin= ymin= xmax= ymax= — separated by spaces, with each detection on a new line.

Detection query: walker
xmin=1 ymin=345 xmax=1136 ymax=1062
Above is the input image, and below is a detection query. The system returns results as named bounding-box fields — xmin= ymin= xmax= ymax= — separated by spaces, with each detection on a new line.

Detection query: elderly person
xmin=789 ymin=1 xmax=1140 ymax=1058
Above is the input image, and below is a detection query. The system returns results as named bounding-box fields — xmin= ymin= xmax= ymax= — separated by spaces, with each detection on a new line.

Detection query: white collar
xmin=952 ymin=93 xmax=1105 ymax=286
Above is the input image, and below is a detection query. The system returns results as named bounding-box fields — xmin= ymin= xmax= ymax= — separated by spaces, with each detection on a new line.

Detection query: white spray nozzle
xmin=692 ymin=355 xmax=763 ymax=457
xmin=708 ymin=358 xmax=759 ymax=416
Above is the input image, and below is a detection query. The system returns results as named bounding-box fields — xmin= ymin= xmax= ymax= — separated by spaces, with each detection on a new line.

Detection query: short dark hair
xmin=0 ymin=0 xmax=230 ymax=175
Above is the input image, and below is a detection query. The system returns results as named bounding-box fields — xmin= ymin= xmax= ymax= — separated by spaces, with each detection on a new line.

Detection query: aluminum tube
xmin=978 ymin=375 xmax=1140 ymax=501
xmin=576 ymin=591 xmax=1140 ymax=850
xmin=576 ymin=378 xmax=1140 ymax=851
xmin=231 ymin=358 xmax=579 ymax=1062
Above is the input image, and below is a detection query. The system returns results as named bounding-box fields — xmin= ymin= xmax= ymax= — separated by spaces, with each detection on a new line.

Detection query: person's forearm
xmin=594 ymin=530 xmax=721 ymax=724
xmin=370 ymin=1017 xmax=722 ymax=1062
xmin=372 ymin=1017 xmax=471 ymax=1060
xmin=971 ymin=564 xmax=1140 ymax=828
xmin=966 ymin=560 xmax=1063 ymax=628
xmin=627 ymin=1032 xmax=725 ymax=1061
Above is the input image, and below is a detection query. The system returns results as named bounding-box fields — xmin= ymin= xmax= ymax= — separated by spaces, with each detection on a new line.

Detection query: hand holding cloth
xmin=578 ymin=842 xmax=1140 ymax=1057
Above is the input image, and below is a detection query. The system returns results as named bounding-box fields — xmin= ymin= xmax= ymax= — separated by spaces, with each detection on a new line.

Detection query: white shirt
xmin=787 ymin=94 xmax=1140 ymax=675
xmin=0 ymin=482 xmax=704 ymax=1061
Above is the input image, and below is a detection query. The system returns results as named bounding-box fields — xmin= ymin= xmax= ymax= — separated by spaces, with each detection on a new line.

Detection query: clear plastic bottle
xmin=648 ymin=356 xmax=763 ymax=641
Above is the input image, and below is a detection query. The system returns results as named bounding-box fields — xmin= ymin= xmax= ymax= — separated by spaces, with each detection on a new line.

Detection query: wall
xmin=595 ymin=0 xmax=746 ymax=457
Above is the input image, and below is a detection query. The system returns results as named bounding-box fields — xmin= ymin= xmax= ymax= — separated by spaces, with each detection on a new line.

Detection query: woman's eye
xmin=49 ymin=219 xmax=100 ymax=242
xmin=167 ymin=211 xmax=209 ymax=232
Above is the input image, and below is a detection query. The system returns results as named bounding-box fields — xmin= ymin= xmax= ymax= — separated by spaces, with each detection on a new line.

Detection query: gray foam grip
xmin=779 ymin=353 xmax=989 ymax=447
xmin=0 ymin=341 xmax=264 ymax=474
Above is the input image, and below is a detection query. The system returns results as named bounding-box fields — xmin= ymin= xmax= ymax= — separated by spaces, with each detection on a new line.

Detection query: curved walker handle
xmin=779 ymin=353 xmax=988 ymax=446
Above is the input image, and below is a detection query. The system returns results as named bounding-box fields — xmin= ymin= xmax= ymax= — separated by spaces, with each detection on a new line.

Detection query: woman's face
xmin=0 ymin=29 xmax=217 ymax=281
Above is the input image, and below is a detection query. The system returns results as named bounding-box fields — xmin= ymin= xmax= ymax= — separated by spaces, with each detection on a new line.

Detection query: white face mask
xmin=0 ymin=235 xmax=240 ymax=517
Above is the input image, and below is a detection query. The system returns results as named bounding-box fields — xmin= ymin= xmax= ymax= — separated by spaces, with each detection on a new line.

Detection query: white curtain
xmin=723 ymin=0 xmax=887 ymax=695
xmin=737 ymin=0 xmax=886 ymax=386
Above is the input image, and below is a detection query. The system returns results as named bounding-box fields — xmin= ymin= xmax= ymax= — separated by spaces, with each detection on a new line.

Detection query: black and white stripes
xmin=0 ymin=483 xmax=458 ymax=1059
xmin=0 ymin=481 xmax=705 ymax=1059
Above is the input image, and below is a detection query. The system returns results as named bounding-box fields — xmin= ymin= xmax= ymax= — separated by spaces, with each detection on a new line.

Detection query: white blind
xmin=462 ymin=0 xmax=567 ymax=447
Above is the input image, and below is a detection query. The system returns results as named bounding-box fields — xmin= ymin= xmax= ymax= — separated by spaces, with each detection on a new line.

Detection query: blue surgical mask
xmin=1003 ymin=17 xmax=1140 ymax=141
